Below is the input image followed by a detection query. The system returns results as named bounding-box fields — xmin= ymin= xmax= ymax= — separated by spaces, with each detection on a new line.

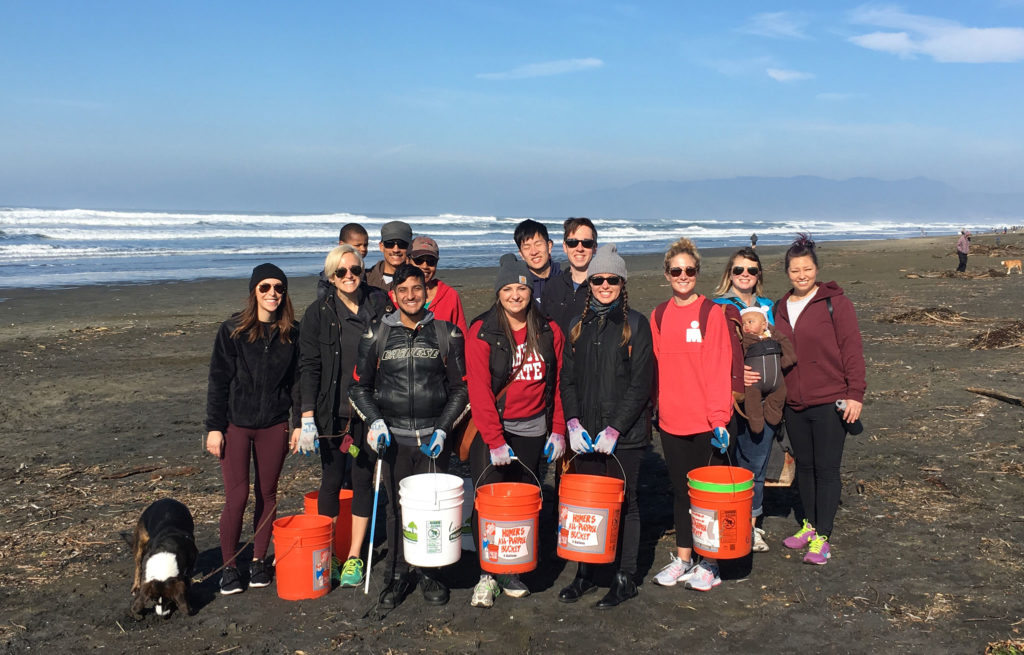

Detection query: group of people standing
xmin=203 ymin=216 xmax=866 ymax=610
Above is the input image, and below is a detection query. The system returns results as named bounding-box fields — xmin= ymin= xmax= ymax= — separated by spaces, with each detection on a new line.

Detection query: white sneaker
xmin=684 ymin=562 xmax=721 ymax=592
xmin=470 ymin=574 xmax=501 ymax=608
xmin=752 ymin=527 xmax=770 ymax=553
xmin=652 ymin=555 xmax=696 ymax=587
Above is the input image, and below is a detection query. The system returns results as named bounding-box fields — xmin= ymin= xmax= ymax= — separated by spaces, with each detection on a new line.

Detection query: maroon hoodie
xmin=774 ymin=281 xmax=866 ymax=411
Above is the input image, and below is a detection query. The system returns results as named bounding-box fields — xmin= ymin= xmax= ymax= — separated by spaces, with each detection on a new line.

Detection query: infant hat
xmin=380 ymin=220 xmax=413 ymax=244
xmin=740 ymin=306 xmax=769 ymax=317
xmin=249 ymin=263 xmax=288 ymax=292
xmin=587 ymin=243 xmax=627 ymax=281
xmin=494 ymin=253 xmax=534 ymax=293
xmin=409 ymin=236 xmax=439 ymax=259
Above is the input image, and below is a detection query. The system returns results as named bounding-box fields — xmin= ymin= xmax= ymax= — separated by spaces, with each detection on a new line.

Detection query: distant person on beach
xmin=650 ymin=238 xmax=732 ymax=592
xmin=205 ymin=263 xmax=301 ymax=595
xmin=349 ymin=264 xmax=469 ymax=610
xmin=712 ymin=247 xmax=777 ymax=553
xmin=299 ymin=244 xmax=392 ymax=589
xmin=317 ymin=223 xmax=370 ymax=300
xmin=772 ymin=234 xmax=866 ymax=565
xmin=366 ymin=221 xmax=413 ymax=290
xmin=403 ymin=235 xmax=468 ymax=334
xmin=540 ymin=217 xmax=598 ymax=335
xmin=465 ymin=254 xmax=565 ymax=608
xmin=514 ymin=219 xmax=562 ymax=304
xmin=559 ymin=244 xmax=653 ymax=608
xmin=956 ymin=230 xmax=971 ymax=272
xmin=750 ymin=233 xmax=758 ymax=249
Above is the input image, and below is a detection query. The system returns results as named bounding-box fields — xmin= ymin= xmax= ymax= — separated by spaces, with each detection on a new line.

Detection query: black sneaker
xmin=379 ymin=573 xmax=412 ymax=610
xmin=419 ymin=569 xmax=449 ymax=606
xmin=249 ymin=558 xmax=272 ymax=588
xmin=220 ymin=566 xmax=243 ymax=595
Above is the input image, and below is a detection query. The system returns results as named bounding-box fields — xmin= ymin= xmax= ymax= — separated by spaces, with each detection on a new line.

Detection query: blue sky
xmin=2 ymin=1 xmax=1023 ymax=213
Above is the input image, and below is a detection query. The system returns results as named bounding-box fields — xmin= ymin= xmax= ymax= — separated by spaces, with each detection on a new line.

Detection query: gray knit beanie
xmin=494 ymin=253 xmax=534 ymax=293
xmin=586 ymin=243 xmax=627 ymax=281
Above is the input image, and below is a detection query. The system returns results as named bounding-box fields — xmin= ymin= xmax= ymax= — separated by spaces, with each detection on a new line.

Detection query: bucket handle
xmin=473 ymin=456 xmax=543 ymax=492
xmin=704 ymin=447 xmax=744 ymax=500
xmin=565 ymin=452 xmax=627 ymax=482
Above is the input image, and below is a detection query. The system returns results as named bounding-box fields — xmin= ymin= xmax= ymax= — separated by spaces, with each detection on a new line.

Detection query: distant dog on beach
xmin=131 ymin=498 xmax=197 ymax=618
xmin=1001 ymin=259 xmax=1022 ymax=274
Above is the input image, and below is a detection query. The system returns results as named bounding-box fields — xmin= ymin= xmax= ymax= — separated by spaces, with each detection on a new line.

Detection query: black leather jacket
xmin=560 ymin=308 xmax=654 ymax=449
xmin=205 ymin=318 xmax=301 ymax=432
xmin=348 ymin=311 xmax=469 ymax=445
xmin=299 ymin=284 xmax=391 ymax=436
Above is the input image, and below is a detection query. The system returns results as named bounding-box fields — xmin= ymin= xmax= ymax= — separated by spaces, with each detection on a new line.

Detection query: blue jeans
xmin=733 ymin=419 xmax=775 ymax=518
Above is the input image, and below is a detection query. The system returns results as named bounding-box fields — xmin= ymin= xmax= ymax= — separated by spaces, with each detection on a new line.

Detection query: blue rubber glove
xmin=489 ymin=442 xmax=515 ymax=466
xmin=420 ymin=429 xmax=446 ymax=459
xmin=711 ymin=426 xmax=730 ymax=454
xmin=543 ymin=433 xmax=566 ymax=463
xmin=594 ymin=426 xmax=620 ymax=455
xmin=298 ymin=417 xmax=319 ymax=455
xmin=567 ymin=418 xmax=594 ymax=453
xmin=368 ymin=419 xmax=391 ymax=453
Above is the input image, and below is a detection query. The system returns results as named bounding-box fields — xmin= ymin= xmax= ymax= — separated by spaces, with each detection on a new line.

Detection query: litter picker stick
xmin=364 ymin=456 xmax=383 ymax=595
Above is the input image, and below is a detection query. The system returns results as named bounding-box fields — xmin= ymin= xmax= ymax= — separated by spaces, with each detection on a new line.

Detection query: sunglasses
xmin=382 ymin=239 xmax=409 ymax=249
xmin=732 ymin=266 xmax=760 ymax=276
xmin=334 ymin=265 xmax=364 ymax=278
xmin=589 ymin=275 xmax=622 ymax=287
xmin=667 ymin=266 xmax=699 ymax=278
xmin=257 ymin=283 xmax=286 ymax=294
xmin=564 ymin=238 xmax=596 ymax=249
xmin=411 ymin=255 xmax=438 ymax=267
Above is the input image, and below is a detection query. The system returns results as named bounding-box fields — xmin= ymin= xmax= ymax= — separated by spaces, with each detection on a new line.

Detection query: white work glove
xmin=543 ymin=433 xmax=565 ymax=463
xmin=420 ymin=429 xmax=445 ymax=459
xmin=567 ymin=418 xmax=594 ymax=453
xmin=298 ymin=417 xmax=319 ymax=455
xmin=489 ymin=442 xmax=515 ymax=466
xmin=593 ymin=426 xmax=619 ymax=455
xmin=368 ymin=419 xmax=391 ymax=453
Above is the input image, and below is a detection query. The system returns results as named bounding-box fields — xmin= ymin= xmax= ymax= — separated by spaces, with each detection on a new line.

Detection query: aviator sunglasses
xmin=667 ymin=266 xmax=699 ymax=278
xmin=589 ymin=275 xmax=622 ymax=286
xmin=334 ymin=265 xmax=364 ymax=278
xmin=257 ymin=283 xmax=287 ymax=294
xmin=732 ymin=266 xmax=760 ymax=276
xmin=564 ymin=238 xmax=596 ymax=249
xmin=382 ymin=239 xmax=409 ymax=249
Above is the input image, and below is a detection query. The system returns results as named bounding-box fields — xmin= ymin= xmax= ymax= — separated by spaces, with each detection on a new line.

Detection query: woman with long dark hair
xmin=465 ymin=254 xmax=566 ymax=608
xmin=205 ymin=263 xmax=301 ymax=595
xmin=712 ymin=247 xmax=777 ymax=553
xmin=299 ymin=244 xmax=392 ymax=588
xmin=773 ymin=235 xmax=865 ymax=564
xmin=559 ymin=244 xmax=653 ymax=608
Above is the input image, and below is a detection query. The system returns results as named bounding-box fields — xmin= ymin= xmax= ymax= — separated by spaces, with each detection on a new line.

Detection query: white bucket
xmin=398 ymin=473 xmax=464 ymax=568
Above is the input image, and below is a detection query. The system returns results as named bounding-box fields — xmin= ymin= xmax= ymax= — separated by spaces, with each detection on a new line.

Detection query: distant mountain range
xmin=527 ymin=176 xmax=1024 ymax=220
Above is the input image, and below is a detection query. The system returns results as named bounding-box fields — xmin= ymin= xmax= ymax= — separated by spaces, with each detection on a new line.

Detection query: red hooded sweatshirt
xmin=389 ymin=279 xmax=468 ymax=335
xmin=773 ymin=281 xmax=866 ymax=411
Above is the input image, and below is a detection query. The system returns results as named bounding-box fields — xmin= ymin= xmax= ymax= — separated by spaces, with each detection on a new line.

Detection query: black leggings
xmin=660 ymin=430 xmax=726 ymax=549
xmin=784 ymin=403 xmax=847 ymax=538
xmin=573 ymin=448 xmax=644 ymax=576
xmin=317 ymin=418 xmax=376 ymax=518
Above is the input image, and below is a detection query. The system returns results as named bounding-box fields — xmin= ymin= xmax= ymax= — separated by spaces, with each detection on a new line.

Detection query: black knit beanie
xmin=249 ymin=263 xmax=288 ymax=292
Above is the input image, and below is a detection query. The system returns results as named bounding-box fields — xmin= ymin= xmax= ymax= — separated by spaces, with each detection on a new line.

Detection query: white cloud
xmin=849 ymin=5 xmax=1024 ymax=63
xmin=739 ymin=11 xmax=811 ymax=39
xmin=767 ymin=68 xmax=815 ymax=82
xmin=476 ymin=58 xmax=604 ymax=80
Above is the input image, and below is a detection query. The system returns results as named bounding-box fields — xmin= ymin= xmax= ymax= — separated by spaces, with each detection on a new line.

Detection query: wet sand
xmin=1 ymin=234 xmax=1023 ymax=653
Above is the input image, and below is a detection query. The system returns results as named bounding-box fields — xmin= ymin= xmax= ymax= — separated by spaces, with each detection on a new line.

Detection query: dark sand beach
xmin=2 ymin=234 xmax=1023 ymax=654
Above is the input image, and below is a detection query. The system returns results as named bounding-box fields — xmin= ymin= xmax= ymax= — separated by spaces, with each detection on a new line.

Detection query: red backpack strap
xmin=698 ymin=296 xmax=713 ymax=336
xmin=654 ymin=301 xmax=669 ymax=332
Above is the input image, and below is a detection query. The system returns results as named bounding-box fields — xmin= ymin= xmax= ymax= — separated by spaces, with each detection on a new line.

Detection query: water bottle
xmin=835 ymin=400 xmax=864 ymax=435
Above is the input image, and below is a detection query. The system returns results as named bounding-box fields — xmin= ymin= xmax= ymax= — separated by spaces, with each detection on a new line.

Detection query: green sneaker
xmin=339 ymin=556 xmax=364 ymax=587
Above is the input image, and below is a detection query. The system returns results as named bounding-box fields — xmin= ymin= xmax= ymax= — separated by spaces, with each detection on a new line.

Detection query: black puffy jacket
xmin=299 ymin=284 xmax=391 ymax=436
xmin=348 ymin=311 xmax=469 ymax=445
xmin=560 ymin=307 xmax=654 ymax=449
xmin=205 ymin=318 xmax=301 ymax=432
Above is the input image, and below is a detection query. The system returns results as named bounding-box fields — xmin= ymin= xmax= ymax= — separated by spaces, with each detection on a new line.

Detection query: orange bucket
xmin=556 ymin=473 xmax=625 ymax=564
xmin=475 ymin=482 xmax=543 ymax=575
xmin=303 ymin=490 xmax=353 ymax=560
xmin=687 ymin=466 xmax=754 ymax=560
xmin=272 ymin=514 xmax=333 ymax=600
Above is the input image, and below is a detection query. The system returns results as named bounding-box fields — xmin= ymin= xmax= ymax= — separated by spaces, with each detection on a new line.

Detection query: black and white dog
xmin=131 ymin=498 xmax=197 ymax=618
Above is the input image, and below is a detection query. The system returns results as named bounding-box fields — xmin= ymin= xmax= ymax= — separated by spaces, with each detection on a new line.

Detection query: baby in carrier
xmin=740 ymin=307 xmax=796 ymax=433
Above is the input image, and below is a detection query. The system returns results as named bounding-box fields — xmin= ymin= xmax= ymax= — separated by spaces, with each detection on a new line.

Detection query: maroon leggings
xmin=219 ymin=422 xmax=289 ymax=565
